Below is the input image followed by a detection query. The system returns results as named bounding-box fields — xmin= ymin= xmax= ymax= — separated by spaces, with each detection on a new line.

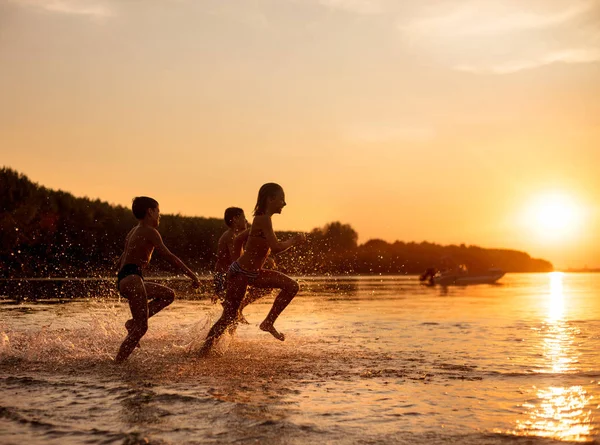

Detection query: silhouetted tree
xmin=0 ymin=167 xmax=553 ymax=278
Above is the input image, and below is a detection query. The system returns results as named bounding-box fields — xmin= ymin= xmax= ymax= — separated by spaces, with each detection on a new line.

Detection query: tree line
xmin=0 ymin=167 xmax=553 ymax=278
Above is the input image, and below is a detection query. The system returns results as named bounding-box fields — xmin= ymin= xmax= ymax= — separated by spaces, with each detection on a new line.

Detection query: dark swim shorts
xmin=117 ymin=263 xmax=144 ymax=290
xmin=213 ymin=272 xmax=227 ymax=300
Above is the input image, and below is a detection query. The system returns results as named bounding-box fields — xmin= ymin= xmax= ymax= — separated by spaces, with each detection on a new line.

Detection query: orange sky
xmin=1 ymin=0 xmax=599 ymax=268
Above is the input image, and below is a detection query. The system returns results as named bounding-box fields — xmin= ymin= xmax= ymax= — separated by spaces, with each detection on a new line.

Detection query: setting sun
xmin=524 ymin=193 xmax=584 ymax=242
xmin=2 ymin=1 xmax=600 ymax=443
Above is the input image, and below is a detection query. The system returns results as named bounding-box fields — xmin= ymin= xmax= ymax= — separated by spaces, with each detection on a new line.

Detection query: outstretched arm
xmin=150 ymin=229 xmax=200 ymax=286
xmin=260 ymin=217 xmax=306 ymax=254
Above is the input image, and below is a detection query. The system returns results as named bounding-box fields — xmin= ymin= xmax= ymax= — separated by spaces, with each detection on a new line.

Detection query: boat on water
xmin=433 ymin=267 xmax=505 ymax=286
xmin=420 ymin=264 xmax=505 ymax=286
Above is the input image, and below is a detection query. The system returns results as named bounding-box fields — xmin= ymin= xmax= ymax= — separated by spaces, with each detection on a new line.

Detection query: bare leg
xmin=251 ymin=270 xmax=299 ymax=342
xmin=125 ymin=282 xmax=175 ymax=324
xmin=236 ymin=312 xmax=250 ymax=325
xmin=124 ymin=282 xmax=175 ymax=348
xmin=238 ymin=287 xmax=272 ymax=323
xmin=236 ymin=258 xmax=276 ymax=323
xmin=124 ymin=319 xmax=140 ymax=348
xmin=115 ymin=276 xmax=149 ymax=363
xmin=146 ymin=282 xmax=176 ymax=317
xmin=198 ymin=273 xmax=248 ymax=356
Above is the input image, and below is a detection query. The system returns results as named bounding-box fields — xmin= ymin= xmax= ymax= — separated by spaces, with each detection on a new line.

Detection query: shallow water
xmin=1 ymin=273 xmax=599 ymax=444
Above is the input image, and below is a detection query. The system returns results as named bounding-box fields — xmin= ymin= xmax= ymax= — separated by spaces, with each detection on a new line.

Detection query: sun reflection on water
xmin=515 ymin=386 xmax=594 ymax=442
xmin=511 ymin=272 xmax=595 ymax=442
xmin=543 ymin=272 xmax=576 ymax=374
xmin=547 ymin=271 xmax=565 ymax=322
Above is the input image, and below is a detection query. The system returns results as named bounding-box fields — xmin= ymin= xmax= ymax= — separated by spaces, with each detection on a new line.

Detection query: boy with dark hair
xmin=213 ymin=207 xmax=248 ymax=302
xmin=115 ymin=196 xmax=200 ymax=363
xmin=213 ymin=207 xmax=278 ymax=327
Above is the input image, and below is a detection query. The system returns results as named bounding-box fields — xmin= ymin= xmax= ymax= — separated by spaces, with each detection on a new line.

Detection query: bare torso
xmin=237 ymin=222 xmax=271 ymax=273
xmin=118 ymin=225 xmax=156 ymax=270
xmin=214 ymin=230 xmax=235 ymax=273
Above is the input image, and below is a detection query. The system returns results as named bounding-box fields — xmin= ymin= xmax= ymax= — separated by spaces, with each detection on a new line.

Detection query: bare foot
xmin=227 ymin=321 xmax=238 ymax=335
xmin=259 ymin=321 xmax=285 ymax=341
xmin=125 ymin=319 xmax=141 ymax=349
xmin=236 ymin=312 xmax=249 ymax=325
xmin=197 ymin=340 xmax=214 ymax=357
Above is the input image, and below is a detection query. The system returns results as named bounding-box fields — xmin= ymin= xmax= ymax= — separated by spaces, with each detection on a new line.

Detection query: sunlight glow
xmin=548 ymin=271 xmax=565 ymax=322
xmin=541 ymin=272 xmax=575 ymax=374
xmin=509 ymin=272 xmax=594 ymax=442
xmin=523 ymin=192 xmax=584 ymax=243
xmin=514 ymin=386 xmax=594 ymax=442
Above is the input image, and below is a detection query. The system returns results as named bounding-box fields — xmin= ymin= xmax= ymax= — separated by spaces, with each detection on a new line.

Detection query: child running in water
xmin=199 ymin=183 xmax=306 ymax=355
xmin=115 ymin=196 xmax=200 ymax=363
xmin=212 ymin=207 xmax=249 ymax=303
xmin=213 ymin=207 xmax=274 ymax=323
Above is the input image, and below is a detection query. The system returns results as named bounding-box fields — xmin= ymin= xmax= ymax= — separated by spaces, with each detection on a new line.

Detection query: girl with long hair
xmin=199 ymin=183 xmax=305 ymax=354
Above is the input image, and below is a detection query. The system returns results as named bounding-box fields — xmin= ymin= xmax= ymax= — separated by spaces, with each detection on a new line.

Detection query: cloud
xmin=13 ymin=0 xmax=113 ymax=18
xmin=398 ymin=0 xmax=600 ymax=73
xmin=400 ymin=1 xmax=592 ymax=38
xmin=455 ymin=47 xmax=600 ymax=74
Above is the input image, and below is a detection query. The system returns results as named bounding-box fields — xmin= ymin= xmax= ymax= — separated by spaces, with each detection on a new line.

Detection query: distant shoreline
xmin=1 ymin=167 xmax=554 ymax=278
xmin=561 ymin=268 xmax=600 ymax=273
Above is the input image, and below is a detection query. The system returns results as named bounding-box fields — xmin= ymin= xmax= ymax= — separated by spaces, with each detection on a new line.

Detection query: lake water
xmin=1 ymin=273 xmax=599 ymax=444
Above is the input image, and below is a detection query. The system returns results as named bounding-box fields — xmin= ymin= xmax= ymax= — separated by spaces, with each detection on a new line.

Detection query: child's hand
xmin=191 ymin=278 xmax=201 ymax=290
xmin=295 ymin=233 xmax=307 ymax=244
